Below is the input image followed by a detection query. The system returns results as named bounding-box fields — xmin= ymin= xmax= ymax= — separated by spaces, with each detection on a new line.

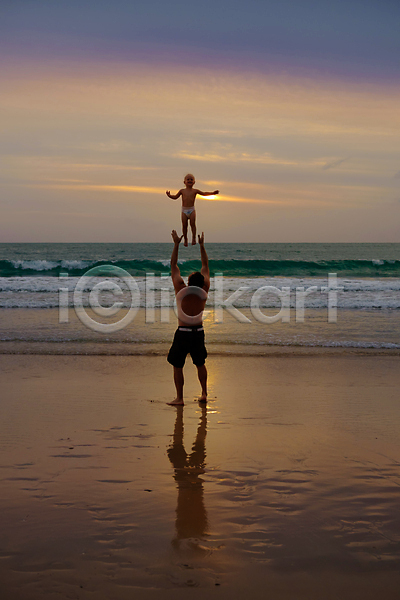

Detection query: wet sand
xmin=1 ymin=354 xmax=400 ymax=599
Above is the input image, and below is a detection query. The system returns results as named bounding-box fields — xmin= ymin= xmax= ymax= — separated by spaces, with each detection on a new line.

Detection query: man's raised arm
xmin=198 ymin=232 xmax=210 ymax=292
xmin=170 ymin=230 xmax=185 ymax=293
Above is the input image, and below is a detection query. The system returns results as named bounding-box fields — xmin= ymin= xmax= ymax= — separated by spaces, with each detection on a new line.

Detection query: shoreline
xmin=1 ymin=308 xmax=399 ymax=356
xmin=1 ymin=341 xmax=400 ymax=356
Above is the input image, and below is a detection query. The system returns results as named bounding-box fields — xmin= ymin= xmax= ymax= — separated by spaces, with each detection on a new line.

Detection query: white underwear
xmin=182 ymin=207 xmax=195 ymax=217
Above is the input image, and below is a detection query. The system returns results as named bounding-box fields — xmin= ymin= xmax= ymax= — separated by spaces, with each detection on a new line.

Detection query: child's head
xmin=184 ymin=173 xmax=195 ymax=186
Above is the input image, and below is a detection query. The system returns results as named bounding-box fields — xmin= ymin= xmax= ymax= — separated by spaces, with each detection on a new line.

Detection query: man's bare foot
xmin=191 ymin=238 xmax=196 ymax=245
xmin=184 ymin=237 xmax=188 ymax=247
xmin=198 ymin=394 xmax=207 ymax=403
xmin=167 ymin=398 xmax=184 ymax=406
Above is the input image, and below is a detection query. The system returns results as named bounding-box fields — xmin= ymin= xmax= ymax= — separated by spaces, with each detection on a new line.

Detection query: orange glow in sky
xmin=1 ymin=60 xmax=400 ymax=241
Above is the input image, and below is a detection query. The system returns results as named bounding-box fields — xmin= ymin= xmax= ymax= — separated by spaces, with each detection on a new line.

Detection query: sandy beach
xmin=1 ymin=353 xmax=400 ymax=599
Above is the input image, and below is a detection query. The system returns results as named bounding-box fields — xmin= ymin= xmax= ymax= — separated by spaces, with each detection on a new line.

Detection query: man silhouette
xmin=167 ymin=230 xmax=210 ymax=406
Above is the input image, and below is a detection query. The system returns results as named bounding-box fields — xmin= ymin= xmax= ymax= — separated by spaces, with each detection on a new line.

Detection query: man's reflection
xmin=167 ymin=406 xmax=208 ymax=549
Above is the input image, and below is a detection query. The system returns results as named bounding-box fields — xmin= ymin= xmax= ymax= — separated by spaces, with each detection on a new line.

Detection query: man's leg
xmin=196 ymin=364 xmax=207 ymax=402
xmin=168 ymin=367 xmax=185 ymax=406
xmin=189 ymin=211 xmax=197 ymax=245
xmin=181 ymin=213 xmax=189 ymax=247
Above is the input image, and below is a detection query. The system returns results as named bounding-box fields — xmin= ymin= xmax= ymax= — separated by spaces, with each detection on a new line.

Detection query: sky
xmin=1 ymin=0 xmax=399 ymax=242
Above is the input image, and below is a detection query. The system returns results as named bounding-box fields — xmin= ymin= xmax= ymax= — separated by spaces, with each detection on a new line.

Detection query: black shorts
xmin=167 ymin=326 xmax=207 ymax=369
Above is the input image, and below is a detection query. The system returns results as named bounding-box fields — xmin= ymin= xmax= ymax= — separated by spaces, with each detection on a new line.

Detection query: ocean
xmin=0 ymin=242 xmax=399 ymax=353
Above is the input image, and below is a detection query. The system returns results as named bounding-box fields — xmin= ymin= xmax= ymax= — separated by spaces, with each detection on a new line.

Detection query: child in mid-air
xmin=166 ymin=174 xmax=219 ymax=246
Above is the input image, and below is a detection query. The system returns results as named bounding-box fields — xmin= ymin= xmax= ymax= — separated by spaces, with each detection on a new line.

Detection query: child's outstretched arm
xmin=195 ymin=189 xmax=219 ymax=196
xmin=166 ymin=189 xmax=183 ymax=200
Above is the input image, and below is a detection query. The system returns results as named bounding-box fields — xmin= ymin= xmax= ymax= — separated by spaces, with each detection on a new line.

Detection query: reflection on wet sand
xmin=2 ymin=355 xmax=400 ymax=598
xmin=167 ymin=406 xmax=209 ymax=551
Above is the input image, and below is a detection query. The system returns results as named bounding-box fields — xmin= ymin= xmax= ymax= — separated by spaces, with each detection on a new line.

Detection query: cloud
xmin=20 ymin=183 xmax=167 ymax=195
xmin=73 ymin=140 xmax=136 ymax=153
xmin=393 ymin=170 xmax=400 ymax=179
xmin=16 ymin=182 xmax=281 ymax=205
xmin=321 ymin=157 xmax=351 ymax=170
xmin=174 ymin=151 xmax=298 ymax=166
xmin=15 ymin=180 xmax=378 ymax=209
